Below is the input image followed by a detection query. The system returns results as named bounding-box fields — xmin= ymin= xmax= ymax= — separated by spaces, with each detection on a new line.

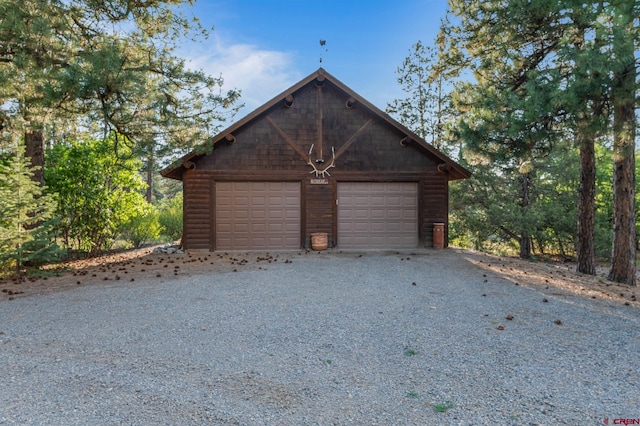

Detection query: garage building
xmin=161 ymin=68 xmax=470 ymax=250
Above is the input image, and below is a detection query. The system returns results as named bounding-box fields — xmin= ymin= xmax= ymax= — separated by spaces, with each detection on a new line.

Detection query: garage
xmin=337 ymin=182 xmax=418 ymax=249
xmin=215 ymin=182 xmax=301 ymax=250
xmin=162 ymin=68 xmax=470 ymax=250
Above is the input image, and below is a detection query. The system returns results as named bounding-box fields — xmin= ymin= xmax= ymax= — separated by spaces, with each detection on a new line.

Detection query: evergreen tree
xmin=443 ymin=0 xmax=564 ymax=258
xmin=386 ymin=41 xmax=450 ymax=148
xmin=557 ymin=1 xmax=610 ymax=275
xmin=0 ymin=0 xmax=241 ymax=176
xmin=608 ymin=0 xmax=637 ymax=286
xmin=449 ymin=145 xmax=579 ymax=257
xmin=0 ymin=144 xmax=59 ymax=276
xmin=441 ymin=0 xmax=638 ymax=281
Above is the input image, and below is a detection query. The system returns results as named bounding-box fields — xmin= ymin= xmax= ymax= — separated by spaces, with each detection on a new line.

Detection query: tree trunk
xmin=576 ymin=126 xmax=596 ymax=275
xmin=146 ymin=156 xmax=153 ymax=203
xmin=608 ymin=7 xmax=636 ymax=286
xmin=519 ymin=231 xmax=531 ymax=259
xmin=24 ymin=130 xmax=45 ymax=186
xmin=144 ymin=145 xmax=155 ymax=203
xmin=518 ymin=172 xmax=533 ymax=259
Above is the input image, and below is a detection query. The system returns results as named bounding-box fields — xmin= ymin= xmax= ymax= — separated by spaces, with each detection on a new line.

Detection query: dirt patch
xmin=0 ymin=246 xmax=297 ymax=301
xmin=455 ymin=248 xmax=639 ymax=308
xmin=1 ymin=246 xmax=638 ymax=308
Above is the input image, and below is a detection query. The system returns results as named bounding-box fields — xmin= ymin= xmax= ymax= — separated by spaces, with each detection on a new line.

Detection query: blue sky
xmin=182 ymin=0 xmax=450 ymax=118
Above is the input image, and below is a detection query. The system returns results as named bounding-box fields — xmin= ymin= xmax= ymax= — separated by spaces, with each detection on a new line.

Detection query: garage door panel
xmin=234 ymin=237 xmax=250 ymax=246
xmin=233 ymin=182 xmax=250 ymax=191
xmin=354 ymin=209 xmax=370 ymax=219
xmin=369 ymin=237 xmax=387 ymax=246
xmin=251 ymin=223 xmax=267 ymax=233
xmin=284 ymin=223 xmax=298 ymax=232
xmin=234 ymin=223 xmax=250 ymax=233
xmin=216 ymin=181 xmax=300 ymax=250
xmin=403 ymin=211 xmax=417 ymax=220
xmin=404 ymin=222 xmax=417 ymax=231
xmin=355 ymin=196 xmax=369 ymax=205
xmin=217 ymin=224 xmax=232 ymax=233
xmin=268 ymin=236 xmax=285 ymax=245
xmin=370 ymin=209 xmax=386 ymax=219
xmin=233 ymin=210 xmax=249 ymax=220
xmin=268 ymin=223 xmax=284 ymax=232
xmin=371 ymin=196 xmax=385 ymax=205
xmin=284 ymin=238 xmax=300 ymax=247
xmin=354 ymin=236 xmax=369 ymax=245
xmin=370 ymin=222 xmax=387 ymax=232
xmin=386 ymin=222 xmax=402 ymax=232
xmin=338 ymin=182 xmax=418 ymax=249
xmin=285 ymin=197 xmax=299 ymax=206
xmin=217 ymin=208 xmax=232 ymax=218
xmin=354 ymin=222 xmax=370 ymax=232
xmin=251 ymin=196 xmax=266 ymax=205
xmin=217 ymin=237 xmax=232 ymax=247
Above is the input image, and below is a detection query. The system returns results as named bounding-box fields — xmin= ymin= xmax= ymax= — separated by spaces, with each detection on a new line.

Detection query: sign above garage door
xmin=337 ymin=182 xmax=418 ymax=249
xmin=216 ymin=182 xmax=301 ymax=250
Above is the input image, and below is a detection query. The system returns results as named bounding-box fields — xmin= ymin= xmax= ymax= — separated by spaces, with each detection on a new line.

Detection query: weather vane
xmin=319 ymin=39 xmax=327 ymax=63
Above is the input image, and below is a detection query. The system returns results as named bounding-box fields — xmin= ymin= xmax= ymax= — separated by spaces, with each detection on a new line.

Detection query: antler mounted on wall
xmin=307 ymin=144 xmax=335 ymax=177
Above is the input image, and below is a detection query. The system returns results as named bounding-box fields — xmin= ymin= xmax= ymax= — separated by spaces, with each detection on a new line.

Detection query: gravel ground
xmin=1 ymin=249 xmax=638 ymax=425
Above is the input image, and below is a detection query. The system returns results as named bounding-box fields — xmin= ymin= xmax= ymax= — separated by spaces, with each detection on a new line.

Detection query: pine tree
xmin=442 ymin=0 xmax=564 ymax=258
xmin=0 ymin=144 xmax=58 ymax=276
xmin=387 ymin=41 xmax=443 ymax=146
xmin=559 ymin=1 xmax=610 ymax=275
xmin=608 ymin=0 xmax=637 ymax=286
xmin=442 ymin=0 xmax=637 ymax=275
xmin=0 ymin=0 xmax=241 ymax=171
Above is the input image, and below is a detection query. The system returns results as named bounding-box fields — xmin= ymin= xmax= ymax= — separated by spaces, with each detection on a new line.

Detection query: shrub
xmin=158 ymin=194 xmax=183 ymax=242
xmin=123 ymin=205 xmax=163 ymax=248
xmin=45 ymin=137 xmax=148 ymax=255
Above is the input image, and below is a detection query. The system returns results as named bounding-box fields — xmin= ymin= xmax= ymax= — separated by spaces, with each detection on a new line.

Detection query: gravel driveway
xmin=1 ymin=250 xmax=639 ymax=425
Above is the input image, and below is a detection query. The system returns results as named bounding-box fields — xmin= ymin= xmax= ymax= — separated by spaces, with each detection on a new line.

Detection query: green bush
xmin=123 ymin=205 xmax=163 ymax=248
xmin=158 ymin=195 xmax=183 ymax=242
xmin=45 ymin=137 xmax=148 ymax=255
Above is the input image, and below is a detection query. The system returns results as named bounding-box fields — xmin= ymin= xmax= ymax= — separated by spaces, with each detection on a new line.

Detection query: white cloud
xmin=185 ymin=37 xmax=303 ymax=117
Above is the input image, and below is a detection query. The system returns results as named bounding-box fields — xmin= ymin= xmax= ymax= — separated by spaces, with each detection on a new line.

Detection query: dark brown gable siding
xmin=337 ymin=124 xmax=439 ymax=172
xmin=268 ymin=85 xmax=318 ymax=150
xmin=197 ymin=119 xmax=306 ymax=171
xmin=182 ymin=170 xmax=212 ymax=250
xmin=194 ymin=82 xmax=440 ymax=175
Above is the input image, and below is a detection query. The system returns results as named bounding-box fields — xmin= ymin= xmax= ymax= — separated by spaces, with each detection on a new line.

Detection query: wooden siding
xmin=420 ymin=173 xmax=449 ymax=248
xmin=182 ymin=170 xmax=212 ymax=250
xmin=304 ymin=180 xmax=334 ymax=247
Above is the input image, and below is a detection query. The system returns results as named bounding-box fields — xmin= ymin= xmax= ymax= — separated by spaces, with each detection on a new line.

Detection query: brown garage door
xmin=216 ymin=182 xmax=300 ymax=250
xmin=338 ymin=182 xmax=418 ymax=249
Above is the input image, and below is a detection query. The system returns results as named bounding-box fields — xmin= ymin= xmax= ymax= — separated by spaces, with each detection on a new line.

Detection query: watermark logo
xmin=604 ymin=419 xmax=640 ymax=425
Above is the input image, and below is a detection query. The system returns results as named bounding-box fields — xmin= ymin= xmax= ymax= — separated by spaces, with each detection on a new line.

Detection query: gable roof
xmin=160 ymin=67 xmax=471 ymax=180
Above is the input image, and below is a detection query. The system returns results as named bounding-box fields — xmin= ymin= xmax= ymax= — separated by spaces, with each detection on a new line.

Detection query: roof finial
xmin=319 ymin=39 xmax=327 ymax=63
